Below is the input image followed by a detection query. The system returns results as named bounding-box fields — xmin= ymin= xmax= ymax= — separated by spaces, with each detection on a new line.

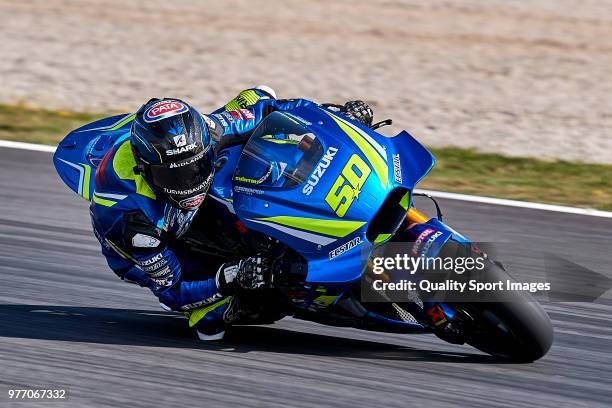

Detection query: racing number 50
xmin=325 ymin=154 xmax=371 ymax=217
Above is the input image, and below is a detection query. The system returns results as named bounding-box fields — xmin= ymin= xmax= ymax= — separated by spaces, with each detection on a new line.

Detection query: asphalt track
xmin=1 ymin=147 xmax=611 ymax=408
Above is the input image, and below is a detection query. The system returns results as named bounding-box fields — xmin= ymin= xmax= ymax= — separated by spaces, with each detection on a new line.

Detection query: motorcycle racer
xmin=90 ymin=86 xmax=374 ymax=340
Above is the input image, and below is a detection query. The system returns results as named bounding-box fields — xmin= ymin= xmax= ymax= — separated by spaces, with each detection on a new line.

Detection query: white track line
xmin=0 ymin=140 xmax=56 ymax=152
xmin=415 ymin=189 xmax=612 ymax=218
xmin=1 ymin=139 xmax=611 ymax=218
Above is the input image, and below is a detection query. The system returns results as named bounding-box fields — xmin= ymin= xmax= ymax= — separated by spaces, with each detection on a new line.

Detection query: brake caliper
xmin=424 ymin=302 xmax=469 ymax=344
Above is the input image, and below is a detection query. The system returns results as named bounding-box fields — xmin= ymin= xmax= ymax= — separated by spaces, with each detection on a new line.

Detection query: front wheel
xmin=454 ymin=300 xmax=553 ymax=362
xmin=435 ymin=243 xmax=554 ymax=362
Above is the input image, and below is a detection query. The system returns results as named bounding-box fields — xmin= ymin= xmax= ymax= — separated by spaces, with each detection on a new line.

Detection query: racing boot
xmin=185 ymin=297 xmax=233 ymax=341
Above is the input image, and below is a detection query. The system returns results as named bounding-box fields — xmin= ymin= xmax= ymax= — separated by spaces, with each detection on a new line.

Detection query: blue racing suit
xmin=90 ymin=88 xmax=315 ymax=330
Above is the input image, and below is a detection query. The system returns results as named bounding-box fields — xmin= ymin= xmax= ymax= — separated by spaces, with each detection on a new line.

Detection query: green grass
xmin=1 ymin=103 xmax=610 ymax=211
xmin=422 ymin=148 xmax=612 ymax=211
xmin=0 ymin=104 xmax=106 ymax=145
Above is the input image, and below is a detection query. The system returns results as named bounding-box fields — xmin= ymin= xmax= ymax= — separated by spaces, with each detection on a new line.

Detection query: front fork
xmin=404 ymin=206 xmax=465 ymax=340
xmin=406 ymin=206 xmax=430 ymax=225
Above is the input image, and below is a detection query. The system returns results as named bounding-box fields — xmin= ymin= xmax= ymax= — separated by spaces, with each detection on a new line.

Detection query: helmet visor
xmin=148 ymin=148 xmax=214 ymax=205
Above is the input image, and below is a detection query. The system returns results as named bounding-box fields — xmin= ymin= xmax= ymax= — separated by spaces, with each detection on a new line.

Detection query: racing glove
xmin=216 ymin=256 xmax=271 ymax=295
xmin=341 ymin=100 xmax=374 ymax=127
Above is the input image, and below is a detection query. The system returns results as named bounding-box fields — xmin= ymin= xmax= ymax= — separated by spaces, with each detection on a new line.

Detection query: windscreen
xmin=234 ymin=112 xmax=323 ymax=188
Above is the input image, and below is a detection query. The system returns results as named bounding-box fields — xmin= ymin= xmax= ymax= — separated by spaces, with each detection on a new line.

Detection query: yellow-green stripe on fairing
xmin=224 ymin=89 xmax=262 ymax=111
xmin=261 ymin=135 xmax=300 ymax=145
xmin=188 ymin=297 xmax=232 ymax=327
xmin=323 ymin=110 xmax=389 ymax=188
xmin=112 ymin=141 xmax=156 ymax=200
xmin=374 ymin=233 xmax=392 ymax=243
xmin=109 ymin=113 xmax=136 ymax=131
xmin=400 ymin=192 xmax=410 ymax=210
xmin=255 ymin=216 xmax=366 ymax=238
xmin=92 ymin=194 xmax=117 ymax=207
xmin=81 ymin=164 xmax=92 ymax=200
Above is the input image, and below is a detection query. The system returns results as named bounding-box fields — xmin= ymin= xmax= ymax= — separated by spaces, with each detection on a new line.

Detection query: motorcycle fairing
xmin=53 ymin=113 xmax=135 ymax=201
xmin=232 ymin=106 xmax=437 ymax=283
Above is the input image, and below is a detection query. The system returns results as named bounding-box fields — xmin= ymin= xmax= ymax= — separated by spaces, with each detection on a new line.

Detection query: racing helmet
xmin=130 ymin=98 xmax=215 ymax=209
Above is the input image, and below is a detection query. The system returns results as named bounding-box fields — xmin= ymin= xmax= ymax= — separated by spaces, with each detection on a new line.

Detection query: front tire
xmin=462 ymin=300 xmax=553 ymax=362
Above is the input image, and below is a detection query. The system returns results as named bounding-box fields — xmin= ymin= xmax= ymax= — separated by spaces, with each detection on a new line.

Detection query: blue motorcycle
xmin=54 ymin=104 xmax=553 ymax=361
